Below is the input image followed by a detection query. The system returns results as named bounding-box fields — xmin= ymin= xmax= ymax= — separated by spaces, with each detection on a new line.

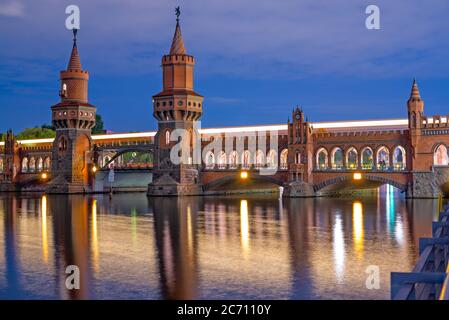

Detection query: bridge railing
xmin=204 ymin=164 xmax=287 ymax=171
xmin=391 ymin=208 xmax=449 ymax=300
xmin=314 ymin=166 xmax=407 ymax=172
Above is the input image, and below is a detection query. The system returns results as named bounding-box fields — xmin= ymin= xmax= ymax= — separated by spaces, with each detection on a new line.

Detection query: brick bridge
xmin=2 ymin=15 xmax=449 ymax=198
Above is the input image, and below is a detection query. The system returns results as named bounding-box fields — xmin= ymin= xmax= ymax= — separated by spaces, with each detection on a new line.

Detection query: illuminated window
xmin=393 ymin=146 xmax=406 ymax=170
xmin=165 ymin=130 xmax=170 ymax=145
xmin=346 ymin=147 xmax=358 ymax=169
xmin=280 ymin=149 xmax=288 ymax=169
xmin=28 ymin=157 xmax=36 ymax=173
xmin=267 ymin=149 xmax=277 ymax=168
xmin=255 ymin=150 xmax=265 ymax=168
xmin=361 ymin=147 xmax=373 ymax=169
xmin=205 ymin=151 xmax=215 ymax=169
xmin=43 ymin=157 xmax=51 ymax=170
xmin=217 ymin=151 xmax=227 ymax=169
xmin=37 ymin=157 xmax=43 ymax=172
xmin=376 ymin=146 xmax=390 ymax=170
xmin=434 ymin=144 xmax=449 ymax=165
xmin=229 ymin=151 xmax=238 ymax=168
xmin=242 ymin=150 xmax=251 ymax=168
xmin=22 ymin=157 xmax=28 ymax=173
xmin=316 ymin=147 xmax=328 ymax=169
xmin=331 ymin=147 xmax=343 ymax=169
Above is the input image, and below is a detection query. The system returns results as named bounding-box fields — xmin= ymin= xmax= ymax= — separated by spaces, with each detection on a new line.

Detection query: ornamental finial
xmin=175 ymin=6 xmax=180 ymax=23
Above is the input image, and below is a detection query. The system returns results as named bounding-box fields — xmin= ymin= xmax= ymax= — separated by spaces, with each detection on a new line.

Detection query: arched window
xmin=267 ymin=149 xmax=277 ymax=168
xmin=58 ymin=136 xmax=67 ymax=151
xmin=205 ymin=151 xmax=215 ymax=169
xmin=346 ymin=147 xmax=358 ymax=169
xmin=331 ymin=147 xmax=343 ymax=169
xmin=434 ymin=144 xmax=449 ymax=166
xmin=44 ymin=157 xmax=51 ymax=171
xmin=255 ymin=150 xmax=265 ymax=168
xmin=242 ymin=150 xmax=251 ymax=169
xmin=280 ymin=149 xmax=288 ymax=169
xmin=29 ymin=157 xmax=36 ymax=173
xmin=376 ymin=146 xmax=390 ymax=170
xmin=229 ymin=151 xmax=238 ymax=169
xmin=316 ymin=148 xmax=328 ymax=170
xmin=22 ymin=157 xmax=29 ymax=173
xmin=217 ymin=151 xmax=227 ymax=169
xmin=165 ymin=130 xmax=170 ymax=146
xmin=37 ymin=157 xmax=43 ymax=172
xmin=295 ymin=151 xmax=301 ymax=164
xmin=361 ymin=147 xmax=373 ymax=169
xmin=393 ymin=146 xmax=406 ymax=170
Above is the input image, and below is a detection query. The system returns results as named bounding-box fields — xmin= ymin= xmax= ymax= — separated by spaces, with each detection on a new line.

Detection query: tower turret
xmin=48 ymin=29 xmax=96 ymax=193
xmin=148 ymin=7 xmax=203 ymax=196
xmin=407 ymin=79 xmax=424 ymax=129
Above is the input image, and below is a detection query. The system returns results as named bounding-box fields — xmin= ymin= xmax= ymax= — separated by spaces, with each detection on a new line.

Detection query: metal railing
xmin=391 ymin=206 xmax=449 ymax=300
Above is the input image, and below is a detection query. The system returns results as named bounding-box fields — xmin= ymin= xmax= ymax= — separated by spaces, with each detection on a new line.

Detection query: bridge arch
xmin=314 ymin=174 xmax=407 ymax=193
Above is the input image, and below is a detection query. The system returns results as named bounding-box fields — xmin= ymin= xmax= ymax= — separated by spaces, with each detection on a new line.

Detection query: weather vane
xmin=175 ymin=6 xmax=180 ymax=22
xmin=72 ymin=28 xmax=78 ymax=45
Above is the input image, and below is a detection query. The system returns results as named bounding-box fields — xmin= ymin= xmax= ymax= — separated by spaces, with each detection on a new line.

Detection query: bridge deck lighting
xmin=353 ymin=172 xmax=362 ymax=180
xmin=240 ymin=171 xmax=248 ymax=179
xmin=92 ymin=166 xmax=97 ymax=173
xmin=41 ymin=173 xmax=48 ymax=180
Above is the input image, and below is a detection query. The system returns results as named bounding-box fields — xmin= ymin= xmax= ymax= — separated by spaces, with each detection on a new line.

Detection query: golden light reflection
xmin=240 ymin=200 xmax=250 ymax=256
xmin=352 ymin=201 xmax=364 ymax=255
xmin=91 ymin=199 xmax=99 ymax=272
xmin=333 ymin=214 xmax=345 ymax=282
xmin=41 ymin=195 xmax=48 ymax=263
xmin=187 ymin=205 xmax=193 ymax=255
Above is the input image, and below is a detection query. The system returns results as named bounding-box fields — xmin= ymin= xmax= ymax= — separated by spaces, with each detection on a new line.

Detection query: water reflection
xmin=0 ymin=188 xmax=442 ymax=299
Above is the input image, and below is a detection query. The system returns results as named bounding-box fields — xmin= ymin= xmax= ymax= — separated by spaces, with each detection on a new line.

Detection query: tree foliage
xmin=15 ymin=125 xmax=56 ymax=140
xmin=92 ymin=114 xmax=105 ymax=134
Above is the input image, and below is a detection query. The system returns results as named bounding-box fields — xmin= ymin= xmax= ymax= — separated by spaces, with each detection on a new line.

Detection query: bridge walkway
xmin=391 ymin=203 xmax=449 ymax=300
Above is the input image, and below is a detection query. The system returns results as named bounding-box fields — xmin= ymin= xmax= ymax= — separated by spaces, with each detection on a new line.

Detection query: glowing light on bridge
xmin=240 ymin=200 xmax=250 ymax=257
xmin=312 ymin=118 xmax=408 ymax=129
xmin=92 ymin=132 xmax=156 ymax=140
xmin=41 ymin=195 xmax=48 ymax=263
xmin=240 ymin=171 xmax=249 ymax=179
xmin=352 ymin=201 xmax=364 ymax=255
xmin=353 ymin=172 xmax=362 ymax=180
xmin=3 ymin=118 xmax=410 ymax=147
xmin=41 ymin=173 xmax=48 ymax=180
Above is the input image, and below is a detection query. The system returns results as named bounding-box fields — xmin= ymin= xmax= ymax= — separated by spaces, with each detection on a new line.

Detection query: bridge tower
xmin=0 ymin=130 xmax=20 ymax=191
xmin=148 ymin=10 xmax=203 ymax=196
xmin=47 ymin=29 xmax=96 ymax=193
xmin=407 ymin=79 xmax=424 ymax=171
xmin=285 ymin=107 xmax=314 ymax=196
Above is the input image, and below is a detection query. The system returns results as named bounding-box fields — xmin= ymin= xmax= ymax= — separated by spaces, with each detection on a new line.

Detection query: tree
xmin=15 ymin=125 xmax=56 ymax=140
xmin=92 ymin=114 xmax=105 ymax=134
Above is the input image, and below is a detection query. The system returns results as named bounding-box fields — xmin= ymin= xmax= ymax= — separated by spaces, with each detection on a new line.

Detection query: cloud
xmin=0 ymin=1 xmax=24 ymax=17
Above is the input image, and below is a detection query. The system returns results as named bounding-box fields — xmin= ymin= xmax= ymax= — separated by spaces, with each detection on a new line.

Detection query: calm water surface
xmin=0 ymin=187 xmax=441 ymax=299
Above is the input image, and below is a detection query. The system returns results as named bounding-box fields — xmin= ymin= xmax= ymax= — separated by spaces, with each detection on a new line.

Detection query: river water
xmin=0 ymin=186 xmax=440 ymax=299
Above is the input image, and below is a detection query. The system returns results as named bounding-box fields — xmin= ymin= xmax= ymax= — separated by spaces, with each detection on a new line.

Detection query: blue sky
xmin=1 ymin=0 xmax=449 ymax=133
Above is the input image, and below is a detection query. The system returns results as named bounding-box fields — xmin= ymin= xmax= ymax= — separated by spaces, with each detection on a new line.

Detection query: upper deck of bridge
xmin=0 ymin=118 xmax=410 ymax=150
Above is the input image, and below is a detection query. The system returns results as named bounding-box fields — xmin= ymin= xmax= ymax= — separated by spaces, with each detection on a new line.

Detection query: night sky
xmin=1 ymin=0 xmax=449 ymax=133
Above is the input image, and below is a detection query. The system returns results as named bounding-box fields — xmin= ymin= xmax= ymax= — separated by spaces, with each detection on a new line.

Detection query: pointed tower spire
xmin=410 ymin=77 xmax=421 ymax=99
xmin=67 ymin=28 xmax=82 ymax=70
xmin=169 ymin=7 xmax=186 ymax=55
